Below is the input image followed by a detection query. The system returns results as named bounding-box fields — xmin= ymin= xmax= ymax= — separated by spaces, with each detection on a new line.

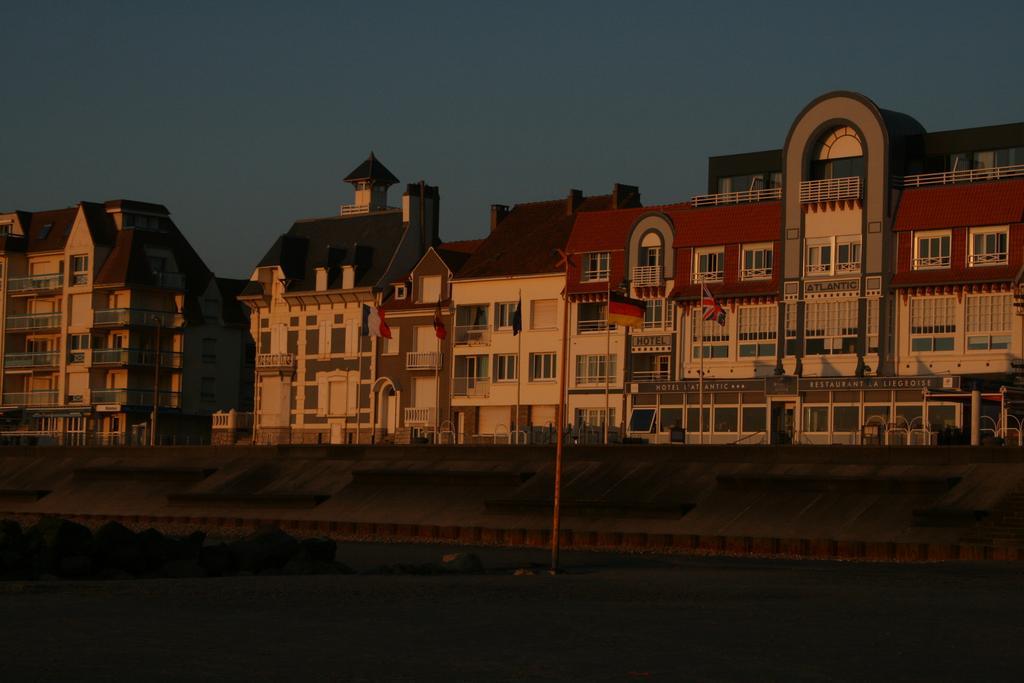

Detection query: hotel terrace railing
xmin=452 ymin=377 xmax=489 ymax=398
xmin=5 ymin=312 xmax=62 ymax=331
xmin=1 ymin=390 xmax=60 ymax=407
xmin=691 ymin=187 xmax=782 ymax=207
xmin=691 ymin=271 xmax=724 ymax=284
xmin=577 ymin=319 xmax=609 ymax=333
xmin=256 ymin=353 xmax=296 ymax=370
xmin=90 ymin=388 xmax=181 ymax=408
xmin=968 ymin=252 xmax=1008 ymax=266
xmin=406 ymin=351 xmax=441 ymax=370
xmin=453 ymin=325 xmax=491 ymax=345
xmin=799 ymin=176 xmax=861 ymax=203
xmin=632 ymin=369 xmax=671 ymax=381
xmin=403 ymin=406 xmax=436 ymax=426
xmin=913 ymin=255 xmax=951 ymax=269
xmin=631 ymin=265 xmax=663 ymax=286
xmin=339 ymin=204 xmax=397 ymax=216
xmin=3 ymin=351 xmax=60 ymax=368
xmin=7 ymin=273 xmax=63 ymax=292
xmin=898 ymin=163 xmax=1024 ymax=188
xmin=805 ymin=263 xmax=832 ymax=276
xmin=92 ymin=309 xmax=184 ymax=328
xmin=91 ymin=348 xmax=183 ymax=368
xmin=836 ymin=261 xmax=861 ymax=273
xmin=740 ymin=266 xmax=772 ymax=280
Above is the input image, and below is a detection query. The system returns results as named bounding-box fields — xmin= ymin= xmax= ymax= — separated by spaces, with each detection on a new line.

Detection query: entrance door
xmin=771 ymin=401 xmax=795 ymax=445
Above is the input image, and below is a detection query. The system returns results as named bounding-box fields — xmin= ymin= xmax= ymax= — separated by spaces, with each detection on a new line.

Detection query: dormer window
xmin=395 ymin=283 xmax=407 ymax=300
xmin=692 ymin=247 xmax=724 ymax=283
xmin=581 ymin=252 xmax=610 ymax=282
xmin=417 ymin=275 xmax=441 ymax=303
xmin=968 ymin=227 xmax=1008 ymax=266
xmin=914 ymin=231 xmax=951 ymax=269
xmin=741 ymin=244 xmax=773 ymax=280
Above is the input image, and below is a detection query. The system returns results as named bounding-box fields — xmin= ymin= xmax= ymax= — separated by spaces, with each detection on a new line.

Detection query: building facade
xmin=0 ymin=199 xmax=252 ymax=444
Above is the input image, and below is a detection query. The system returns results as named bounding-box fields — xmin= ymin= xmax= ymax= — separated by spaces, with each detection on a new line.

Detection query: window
xmin=69 ymin=334 xmax=89 ymax=350
xmin=833 ymin=406 xmax=859 ymax=432
xmin=805 ymin=242 xmax=832 ymax=275
xmin=203 ymin=298 xmax=219 ymax=320
xmin=496 ymin=302 xmax=519 ymax=331
xmin=628 ymin=408 xmax=655 ymax=433
xmin=453 ymin=355 xmax=489 ymax=397
xmin=38 ymin=223 xmax=53 ymax=239
xmin=716 ymin=172 xmax=781 ymax=194
xmin=914 ymin=232 xmax=951 ymax=269
xmin=714 ymin=407 xmax=738 ymax=433
xmin=969 ymin=228 xmax=1008 ymax=266
xmin=494 ymin=354 xmax=518 ymax=382
xmin=395 ymin=284 xmax=407 ymax=300
xmin=643 ymin=299 xmax=665 ymax=329
xmin=530 ymin=352 xmax=557 ymax=381
xmin=741 ymin=245 xmax=773 ymax=279
xmin=691 ymin=310 xmax=729 ymax=358
xmin=659 ymin=407 xmax=683 ymax=432
xmin=966 ymin=294 xmax=1012 ymax=350
xmin=0 ymin=222 xmax=12 ymax=237
xmin=640 ymin=244 xmax=662 ymax=267
xmin=417 ymin=275 xmax=442 ymax=303
xmin=803 ymin=406 xmax=829 ymax=432
xmin=742 ymin=406 xmax=766 ymax=433
xmin=836 ymin=240 xmax=861 ymax=272
xmin=201 ymin=338 xmax=216 ymax=363
xmin=575 ymin=354 xmax=616 ymax=385
xmin=805 ymin=300 xmax=857 ymax=355
xmin=686 ymin=407 xmax=710 ymax=433
xmin=581 ymin=252 xmax=610 ymax=282
xmin=949 ymin=146 xmax=1024 ymax=171
xmin=71 ymin=255 xmax=89 ymax=285
xmin=577 ymin=302 xmax=608 ymax=333
xmin=737 ymin=305 xmax=777 ymax=358
xmin=784 ymin=303 xmax=798 ymax=356
xmin=578 ymin=408 xmax=616 ymax=429
xmin=693 ymin=249 xmax=724 ymax=283
xmin=200 ymin=377 xmax=216 ymax=402
xmin=531 ymin=299 xmax=557 ymax=329
xmin=866 ymin=301 xmax=879 ymax=354
xmin=454 ymin=305 xmax=489 ymax=344
xmin=910 ymin=297 xmax=956 ymax=352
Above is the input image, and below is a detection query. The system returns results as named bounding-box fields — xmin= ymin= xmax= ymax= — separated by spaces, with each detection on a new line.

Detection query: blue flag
xmin=511 ymin=297 xmax=522 ymax=336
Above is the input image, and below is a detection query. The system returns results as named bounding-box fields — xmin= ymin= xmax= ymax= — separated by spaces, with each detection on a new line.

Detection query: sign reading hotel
xmin=634 ymin=379 xmax=766 ymax=393
xmin=631 ymin=333 xmax=672 ymax=353
xmin=804 ymin=279 xmax=859 ymax=296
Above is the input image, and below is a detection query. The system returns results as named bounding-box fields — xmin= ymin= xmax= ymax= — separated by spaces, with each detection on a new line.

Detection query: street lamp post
xmin=150 ymin=314 xmax=162 ymax=446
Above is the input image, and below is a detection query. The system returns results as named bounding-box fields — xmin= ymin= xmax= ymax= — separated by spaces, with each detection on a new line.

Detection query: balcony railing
xmin=452 ymin=377 xmax=490 ymax=398
xmin=90 ymin=388 xmax=181 ymax=408
xmin=799 ymin=176 xmax=861 ymax=203
xmin=898 ymin=163 xmax=1024 ymax=188
xmin=969 ymin=252 xmax=1007 ymax=266
xmin=7 ymin=273 xmax=63 ymax=292
xmin=2 ymin=390 xmax=60 ymax=406
xmin=577 ymin=319 xmax=609 ymax=333
xmin=4 ymin=351 xmax=60 ymax=368
xmin=91 ymin=348 xmax=183 ymax=368
xmin=913 ymin=256 xmax=950 ymax=270
xmin=404 ymin=406 xmax=436 ymax=426
xmin=691 ymin=271 xmax=724 ymax=284
xmin=339 ymin=204 xmax=397 ymax=216
xmin=836 ymin=261 xmax=861 ymax=273
xmin=5 ymin=312 xmax=62 ymax=331
xmin=256 ymin=352 xmax=296 ymax=370
xmin=740 ymin=267 xmax=772 ymax=280
xmin=406 ymin=351 xmax=441 ymax=370
xmin=805 ymin=263 xmax=832 ymax=276
xmin=632 ymin=370 xmax=671 ymax=382
xmin=453 ymin=325 xmax=491 ymax=345
xmin=152 ymin=271 xmax=187 ymax=290
xmin=92 ymin=309 xmax=184 ymax=328
xmin=632 ymin=265 xmax=663 ymax=286
xmin=691 ymin=186 xmax=782 ymax=207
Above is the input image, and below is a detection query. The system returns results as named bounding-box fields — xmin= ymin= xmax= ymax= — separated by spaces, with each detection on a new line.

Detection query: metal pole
xmin=604 ymin=280 xmax=610 ymax=445
xmin=551 ymin=262 xmax=570 ymax=573
xmin=516 ymin=289 xmax=522 ymax=444
xmin=698 ymin=306 xmax=704 ymax=445
xmin=150 ymin=316 xmax=161 ymax=446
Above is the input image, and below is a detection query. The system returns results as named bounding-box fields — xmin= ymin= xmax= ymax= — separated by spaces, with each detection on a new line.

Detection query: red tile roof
xmin=891 ymin=225 xmax=1024 ymax=287
xmin=893 ymin=180 xmax=1024 ymax=232
xmin=566 ymin=203 xmax=689 ymax=254
xmin=673 ymin=201 xmax=781 ymax=247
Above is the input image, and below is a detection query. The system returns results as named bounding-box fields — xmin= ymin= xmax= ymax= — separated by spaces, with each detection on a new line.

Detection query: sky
xmin=2 ymin=0 xmax=1023 ymax=278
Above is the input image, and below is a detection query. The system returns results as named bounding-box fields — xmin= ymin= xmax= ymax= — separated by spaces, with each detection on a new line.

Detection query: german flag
xmin=607 ymin=291 xmax=646 ymax=328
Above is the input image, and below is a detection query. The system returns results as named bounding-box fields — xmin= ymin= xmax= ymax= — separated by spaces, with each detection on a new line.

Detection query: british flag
xmin=701 ymin=285 xmax=727 ymax=326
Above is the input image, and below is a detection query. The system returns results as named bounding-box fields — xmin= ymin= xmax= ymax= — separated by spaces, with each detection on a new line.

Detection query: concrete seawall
xmin=2 ymin=444 xmax=1024 ymax=561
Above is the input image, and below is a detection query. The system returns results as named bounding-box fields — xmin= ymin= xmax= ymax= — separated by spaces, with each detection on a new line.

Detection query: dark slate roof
xmin=255 ymin=209 xmax=406 ymax=292
xmin=25 ymin=207 xmax=77 ymax=252
xmin=455 ymin=195 xmax=615 ymax=279
xmin=343 ymin=152 xmax=399 ymax=186
xmin=79 ymin=201 xmax=118 ymax=245
xmin=436 ymin=239 xmax=484 ymax=274
xmin=215 ymin=277 xmax=251 ymax=325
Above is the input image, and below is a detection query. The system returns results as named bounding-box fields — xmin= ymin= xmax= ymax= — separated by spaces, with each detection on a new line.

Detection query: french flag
xmin=362 ymin=304 xmax=392 ymax=339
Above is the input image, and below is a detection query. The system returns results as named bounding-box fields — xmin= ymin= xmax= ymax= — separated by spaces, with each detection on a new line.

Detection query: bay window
xmin=910 ymin=297 xmax=956 ymax=352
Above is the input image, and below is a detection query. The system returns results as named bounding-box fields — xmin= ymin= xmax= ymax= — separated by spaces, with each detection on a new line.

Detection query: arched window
xmin=810 ymin=126 xmax=864 ymax=180
xmin=639 ymin=232 xmax=663 ymax=267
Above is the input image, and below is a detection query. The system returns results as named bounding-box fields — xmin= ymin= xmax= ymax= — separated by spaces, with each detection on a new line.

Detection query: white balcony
xmin=403 ymin=406 xmax=436 ymax=426
xmin=453 ymin=377 xmax=489 ymax=398
xmin=577 ymin=319 xmax=609 ymax=334
xmin=453 ymin=325 xmax=490 ymax=345
xmin=406 ymin=351 xmax=441 ymax=370
xmin=799 ymin=176 xmax=861 ymax=203
xmin=692 ymin=271 xmax=724 ymax=284
xmin=913 ymin=256 xmax=950 ymax=270
xmin=899 ymin=163 xmax=1024 ymax=188
xmin=256 ymin=353 xmax=296 ymax=370
xmin=632 ymin=265 xmax=663 ymax=286
xmin=691 ymin=186 xmax=782 ymax=207
xmin=740 ymin=267 xmax=772 ymax=280
xmin=805 ymin=263 xmax=832 ymax=276
xmin=5 ymin=312 xmax=62 ymax=331
xmin=7 ymin=273 xmax=63 ymax=292
xmin=969 ymin=252 xmax=1007 ymax=266
xmin=836 ymin=261 xmax=861 ymax=273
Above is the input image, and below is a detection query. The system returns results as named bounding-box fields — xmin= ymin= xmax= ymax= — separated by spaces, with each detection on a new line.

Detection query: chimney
xmin=566 ymin=189 xmax=584 ymax=215
xmin=402 ymin=182 xmax=441 ymax=252
xmin=612 ymin=183 xmax=641 ymax=209
xmin=490 ymin=204 xmax=510 ymax=233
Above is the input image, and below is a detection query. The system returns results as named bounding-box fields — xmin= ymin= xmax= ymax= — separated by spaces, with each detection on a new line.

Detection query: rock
xmin=138 ymin=529 xmax=205 ymax=571
xmin=162 ymin=558 xmax=206 ymax=579
xmin=440 ymin=552 xmax=483 ymax=573
xmin=228 ymin=526 xmax=299 ymax=573
xmin=25 ymin=518 xmax=93 ymax=575
xmin=94 ymin=522 xmax=146 ymax=574
xmin=199 ymin=543 xmax=231 ymax=577
xmin=58 ymin=555 xmax=93 ymax=578
xmin=297 ymin=537 xmax=337 ymax=564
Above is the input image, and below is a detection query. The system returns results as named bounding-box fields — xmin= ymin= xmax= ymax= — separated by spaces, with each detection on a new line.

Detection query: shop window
xmin=910 ymin=297 xmax=956 ymax=352
xmin=737 ymin=305 xmax=777 ymax=358
xmin=895 ymin=405 xmax=923 ymax=430
xmin=966 ymin=294 xmax=1011 ymax=350
xmin=863 ymin=405 xmax=890 ymax=427
xmin=578 ymin=408 xmax=615 ymax=429
xmin=803 ymin=406 xmax=829 ymax=433
xmin=659 ymin=407 xmax=683 ymax=433
xmin=927 ymin=405 xmax=957 ymax=431
xmin=628 ymin=408 xmax=656 ymax=433
xmin=741 ymin=406 xmax=766 ymax=433
xmin=686 ymin=407 xmax=710 ymax=433
xmin=832 ymin=406 xmax=860 ymax=432
xmin=805 ymin=300 xmax=857 ymax=355
xmin=691 ymin=310 xmax=729 ymax=359
xmin=714 ymin=406 xmax=738 ymax=432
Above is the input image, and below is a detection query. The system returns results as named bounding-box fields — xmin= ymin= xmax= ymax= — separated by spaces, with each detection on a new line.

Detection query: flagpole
xmin=434 ymin=323 xmax=440 ymax=442
xmin=551 ymin=251 xmax=571 ymax=574
xmin=604 ymin=279 xmax=611 ymax=445
xmin=357 ymin=309 xmax=365 ymax=446
xmin=515 ymin=289 xmax=522 ymax=444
